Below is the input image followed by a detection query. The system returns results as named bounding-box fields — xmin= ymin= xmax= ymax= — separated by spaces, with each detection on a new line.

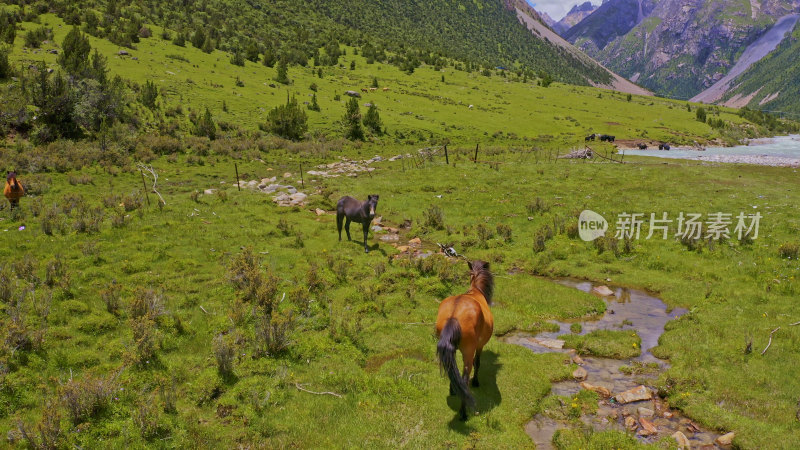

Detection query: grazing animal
xmin=659 ymin=143 xmax=671 ymax=150
xmin=637 ymin=143 xmax=648 ymax=150
xmin=382 ymin=87 xmax=390 ymax=92
xmin=4 ymin=172 xmax=24 ymax=211
xmin=585 ymin=134 xmax=596 ymax=142
xmin=599 ymin=134 xmax=616 ymax=142
xmin=336 ymin=195 xmax=379 ymax=253
xmin=361 ymin=88 xmax=369 ymax=93
xmin=436 ymin=260 xmax=495 ymax=421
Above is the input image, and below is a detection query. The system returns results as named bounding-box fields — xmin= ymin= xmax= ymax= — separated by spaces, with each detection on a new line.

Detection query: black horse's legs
xmin=336 ymin=213 xmax=344 ymax=241
xmin=362 ymin=223 xmax=369 ymax=253
xmin=472 ymin=350 xmax=482 ymax=388
xmin=449 ymin=381 xmax=456 ymax=396
xmin=344 ymin=218 xmax=352 ymax=240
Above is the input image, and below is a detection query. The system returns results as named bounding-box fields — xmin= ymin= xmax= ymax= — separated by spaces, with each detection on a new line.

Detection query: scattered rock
xmin=395 ymin=245 xmax=409 ymax=253
xmin=672 ymin=431 xmax=691 ymax=450
xmin=592 ymin=285 xmax=615 ymax=296
xmin=615 ymin=385 xmax=652 ymax=404
xmin=283 ymin=172 xmax=292 ymax=178
xmin=373 ymin=216 xmax=382 ymax=224
xmin=637 ymin=407 xmax=654 ymax=417
xmin=624 ymin=416 xmax=638 ymax=431
xmin=572 ymin=367 xmax=588 ymax=381
xmin=371 ymin=225 xmax=383 ymax=232
xmin=315 ymin=208 xmax=326 ymax=216
xmin=715 ymin=432 xmax=735 ymax=446
xmin=118 ymin=49 xmax=129 ymax=56
xmin=579 ymin=382 xmax=611 ymax=398
xmin=47 ymin=49 xmax=58 ymax=54
xmin=663 ymin=411 xmax=674 ymax=419
xmin=203 ymin=189 xmax=217 ymax=195
xmin=408 ymin=237 xmax=422 ymax=246
xmin=380 ymin=234 xmax=400 ymax=242
xmin=638 ymin=417 xmax=658 ymax=436
xmin=572 ymin=354 xmax=585 ymax=365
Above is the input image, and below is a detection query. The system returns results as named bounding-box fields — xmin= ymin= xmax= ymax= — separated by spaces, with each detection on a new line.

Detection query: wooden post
xmin=235 ymin=163 xmax=241 ymax=191
xmin=140 ymin=170 xmax=151 ymax=206
xmin=474 ymin=144 xmax=479 ymax=164
xmin=300 ymin=163 xmax=304 ymax=188
xmin=444 ymin=144 xmax=449 ymax=165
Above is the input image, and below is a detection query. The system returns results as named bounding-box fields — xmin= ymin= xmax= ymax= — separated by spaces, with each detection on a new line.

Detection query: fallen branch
xmin=761 ymin=327 xmax=781 ymax=355
xmin=136 ymin=163 xmax=166 ymax=206
xmin=790 ymin=321 xmax=800 ymax=327
xmin=294 ymin=383 xmax=342 ymax=398
xmin=199 ymin=305 xmax=209 ymax=314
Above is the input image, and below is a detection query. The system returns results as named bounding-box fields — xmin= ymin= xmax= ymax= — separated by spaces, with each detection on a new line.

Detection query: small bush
xmin=526 ymin=197 xmax=550 ymax=215
xmin=496 ymin=224 xmax=512 ymax=243
xmin=60 ymin=374 xmax=116 ymax=424
xmin=122 ymin=192 xmax=143 ymax=211
xmin=45 ymin=255 xmax=69 ymax=289
xmin=14 ymin=254 xmax=39 ymax=285
xmin=476 ymin=223 xmax=493 ymax=243
xmin=17 ymin=401 xmax=63 ymax=449
xmin=100 ymin=281 xmax=122 ymax=315
xmin=38 ymin=206 xmax=61 ymax=235
xmin=130 ymin=288 xmax=166 ymax=319
xmin=423 ymin=204 xmax=445 ymax=230
xmin=133 ymin=393 xmax=163 ymax=439
xmin=778 ymin=242 xmax=799 ymax=259
xmin=255 ymin=307 xmax=294 ymax=356
xmin=213 ymin=333 xmax=236 ymax=375
xmin=130 ymin=317 xmax=160 ymax=363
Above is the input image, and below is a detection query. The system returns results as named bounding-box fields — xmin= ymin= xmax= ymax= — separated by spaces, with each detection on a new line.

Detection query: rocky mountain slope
xmin=564 ymin=0 xmax=800 ymax=102
xmin=553 ymin=1 xmax=600 ymax=35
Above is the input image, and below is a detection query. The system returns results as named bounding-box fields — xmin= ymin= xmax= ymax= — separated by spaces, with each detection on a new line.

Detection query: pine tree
xmin=275 ymin=59 xmax=289 ymax=84
xmin=308 ymin=93 xmax=320 ymax=112
xmin=140 ymin=80 xmax=159 ymax=110
xmin=363 ymin=103 xmax=382 ymax=135
xmin=343 ymin=97 xmax=363 ymax=141
xmin=195 ymin=107 xmax=216 ymax=140
xmin=58 ymin=27 xmax=91 ymax=76
xmin=201 ymin=35 xmax=215 ymax=53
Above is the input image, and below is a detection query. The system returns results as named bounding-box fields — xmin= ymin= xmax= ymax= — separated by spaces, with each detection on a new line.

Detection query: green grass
xmin=562 ymin=330 xmax=642 ymax=359
xmin=1 ymin=148 xmax=799 ymax=447
xmin=5 ymin=14 xmax=763 ymax=146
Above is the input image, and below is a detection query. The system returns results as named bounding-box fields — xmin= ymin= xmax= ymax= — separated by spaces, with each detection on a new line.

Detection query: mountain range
xmin=548 ymin=0 xmax=800 ymax=113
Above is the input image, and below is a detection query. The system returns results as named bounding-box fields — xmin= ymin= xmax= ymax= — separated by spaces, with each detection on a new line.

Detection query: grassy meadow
xmin=1 ymin=8 xmax=800 ymax=450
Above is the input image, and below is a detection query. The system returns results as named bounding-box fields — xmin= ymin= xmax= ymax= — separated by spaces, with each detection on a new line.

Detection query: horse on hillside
xmin=435 ymin=260 xmax=494 ymax=421
xmin=4 ymin=172 xmax=24 ymax=211
xmin=336 ymin=195 xmax=379 ymax=253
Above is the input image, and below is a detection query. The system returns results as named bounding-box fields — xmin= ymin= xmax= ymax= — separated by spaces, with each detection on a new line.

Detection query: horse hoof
xmin=471 ymin=380 xmax=480 ymax=388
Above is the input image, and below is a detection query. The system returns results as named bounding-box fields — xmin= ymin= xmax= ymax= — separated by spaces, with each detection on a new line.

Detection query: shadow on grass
xmin=350 ymin=240 xmax=387 ymax=256
xmin=446 ymin=350 xmax=503 ymax=433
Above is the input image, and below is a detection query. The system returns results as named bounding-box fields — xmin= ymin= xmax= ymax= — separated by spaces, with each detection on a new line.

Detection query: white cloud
xmin=526 ymin=0 xmax=599 ymax=21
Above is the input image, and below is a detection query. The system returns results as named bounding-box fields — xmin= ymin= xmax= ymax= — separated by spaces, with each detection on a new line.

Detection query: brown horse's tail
xmin=437 ymin=318 xmax=474 ymax=407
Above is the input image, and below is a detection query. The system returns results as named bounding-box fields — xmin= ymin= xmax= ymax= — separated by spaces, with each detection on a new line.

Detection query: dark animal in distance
xmin=585 ymin=134 xmax=596 ymax=142
xmin=637 ymin=143 xmax=648 ymax=150
xmin=659 ymin=143 xmax=671 ymax=150
xmin=436 ymin=260 xmax=495 ymax=421
xmin=4 ymin=172 xmax=24 ymax=211
xmin=336 ymin=195 xmax=379 ymax=253
xmin=599 ymin=134 xmax=616 ymax=142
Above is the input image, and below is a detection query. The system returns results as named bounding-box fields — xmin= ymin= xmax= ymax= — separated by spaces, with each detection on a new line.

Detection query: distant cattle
xmin=345 ymin=90 xmax=361 ymax=98
xmin=637 ymin=143 xmax=648 ymax=150
xmin=585 ymin=134 xmax=596 ymax=142
xmin=361 ymin=88 xmax=369 ymax=93
xmin=599 ymin=135 xmax=615 ymax=142
xmin=369 ymin=87 xmax=377 ymax=92
xmin=382 ymin=87 xmax=390 ymax=92
xmin=659 ymin=143 xmax=671 ymax=150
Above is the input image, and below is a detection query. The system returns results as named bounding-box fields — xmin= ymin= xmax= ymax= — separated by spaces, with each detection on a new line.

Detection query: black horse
xmin=599 ymin=134 xmax=615 ymax=142
xmin=337 ymin=195 xmax=379 ymax=253
xmin=637 ymin=143 xmax=648 ymax=150
xmin=659 ymin=143 xmax=671 ymax=150
xmin=585 ymin=134 xmax=596 ymax=142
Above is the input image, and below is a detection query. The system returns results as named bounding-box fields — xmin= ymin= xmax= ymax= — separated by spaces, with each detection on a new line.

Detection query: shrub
xmin=100 ymin=281 xmax=121 ymax=315
xmin=45 ymin=255 xmax=69 ymax=289
xmin=60 ymin=374 xmax=116 ymax=424
xmin=14 ymin=254 xmax=39 ymax=285
xmin=213 ymin=333 xmax=236 ymax=375
xmin=254 ymin=307 xmax=294 ymax=356
xmin=363 ymin=103 xmax=382 ymax=135
xmin=40 ymin=204 xmax=63 ymax=235
xmin=130 ymin=317 xmax=159 ymax=363
xmin=476 ymin=223 xmax=493 ymax=242
xmin=778 ymin=242 xmax=799 ymax=259
xmin=228 ymin=248 xmax=280 ymax=312
xmin=122 ymin=192 xmax=143 ymax=211
xmin=423 ymin=204 xmax=445 ymax=230
xmin=130 ymin=288 xmax=166 ymax=319
xmin=342 ymin=97 xmax=363 ymax=141
xmin=526 ymin=197 xmax=550 ymax=215
xmin=133 ymin=393 xmax=163 ymax=439
xmin=496 ymin=224 xmax=512 ymax=243
xmin=140 ymin=80 xmax=159 ymax=110
xmin=275 ymin=59 xmax=289 ymax=84
xmin=264 ymin=96 xmax=308 ymax=141
xmin=696 ymin=107 xmax=707 ymax=123
xmin=17 ymin=401 xmax=63 ymax=449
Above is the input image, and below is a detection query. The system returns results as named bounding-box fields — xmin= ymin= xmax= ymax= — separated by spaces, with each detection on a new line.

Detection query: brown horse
xmin=4 ymin=172 xmax=24 ymax=211
xmin=336 ymin=195 xmax=379 ymax=253
xmin=435 ymin=260 xmax=494 ymax=420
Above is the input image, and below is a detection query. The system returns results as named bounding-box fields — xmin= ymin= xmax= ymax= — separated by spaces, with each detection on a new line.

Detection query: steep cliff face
xmin=565 ymin=0 xmax=800 ymax=99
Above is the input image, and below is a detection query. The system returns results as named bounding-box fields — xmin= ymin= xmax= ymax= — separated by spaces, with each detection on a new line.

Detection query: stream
xmin=506 ymin=279 xmax=726 ymax=449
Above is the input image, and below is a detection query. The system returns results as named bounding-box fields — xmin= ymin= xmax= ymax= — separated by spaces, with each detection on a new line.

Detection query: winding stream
xmin=507 ymin=279 xmax=726 ymax=449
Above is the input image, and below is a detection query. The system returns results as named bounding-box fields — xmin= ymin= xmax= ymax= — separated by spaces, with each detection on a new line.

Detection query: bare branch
xmin=761 ymin=327 xmax=781 ymax=356
xmin=294 ymin=383 xmax=342 ymax=398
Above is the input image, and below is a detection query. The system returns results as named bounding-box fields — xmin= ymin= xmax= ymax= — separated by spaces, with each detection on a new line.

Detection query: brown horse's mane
xmin=469 ymin=260 xmax=493 ymax=304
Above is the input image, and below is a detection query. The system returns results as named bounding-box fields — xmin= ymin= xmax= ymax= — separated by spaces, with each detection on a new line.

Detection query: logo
xmin=579 ymin=210 xmax=608 ymax=242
